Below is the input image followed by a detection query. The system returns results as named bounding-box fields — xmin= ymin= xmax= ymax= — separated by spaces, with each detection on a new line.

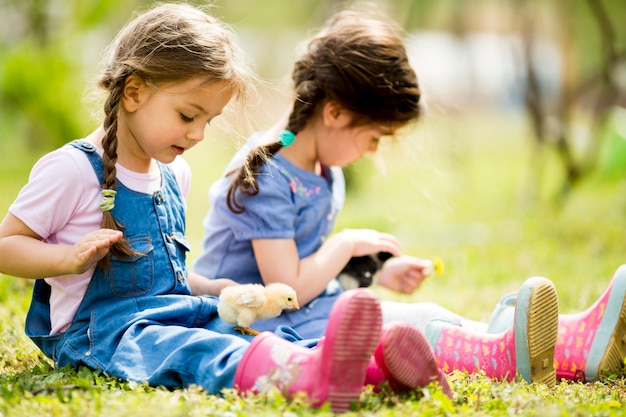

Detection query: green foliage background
xmin=1 ymin=0 xmax=626 ymax=415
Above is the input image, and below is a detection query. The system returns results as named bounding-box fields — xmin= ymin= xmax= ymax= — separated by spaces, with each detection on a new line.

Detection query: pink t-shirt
xmin=9 ymin=142 xmax=191 ymax=334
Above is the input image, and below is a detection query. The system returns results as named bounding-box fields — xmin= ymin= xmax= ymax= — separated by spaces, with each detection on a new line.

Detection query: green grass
xmin=2 ymin=110 xmax=626 ymax=415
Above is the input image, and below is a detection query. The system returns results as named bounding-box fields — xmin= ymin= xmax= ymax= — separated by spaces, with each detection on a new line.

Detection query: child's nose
xmin=187 ymin=124 xmax=205 ymax=142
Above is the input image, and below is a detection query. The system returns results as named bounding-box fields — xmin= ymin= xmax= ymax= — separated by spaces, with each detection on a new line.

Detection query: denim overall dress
xmin=24 ymin=140 xmax=311 ymax=393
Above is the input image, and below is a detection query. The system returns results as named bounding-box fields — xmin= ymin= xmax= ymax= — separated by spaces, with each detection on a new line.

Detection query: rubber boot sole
xmin=376 ymin=322 xmax=453 ymax=397
xmin=324 ymin=289 xmax=382 ymax=412
xmin=515 ymin=276 xmax=559 ymax=387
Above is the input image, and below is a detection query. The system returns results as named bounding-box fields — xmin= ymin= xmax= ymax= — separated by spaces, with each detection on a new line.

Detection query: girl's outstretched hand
xmin=375 ymin=255 xmax=432 ymax=294
xmin=68 ymin=229 xmax=124 ymax=274
xmin=338 ymin=228 xmax=402 ymax=258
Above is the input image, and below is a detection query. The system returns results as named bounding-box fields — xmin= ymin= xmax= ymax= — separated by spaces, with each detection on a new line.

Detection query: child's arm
xmin=187 ymin=272 xmax=238 ymax=296
xmin=252 ymin=228 xmax=401 ymax=305
xmin=0 ymin=213 xmax=122 ymax=279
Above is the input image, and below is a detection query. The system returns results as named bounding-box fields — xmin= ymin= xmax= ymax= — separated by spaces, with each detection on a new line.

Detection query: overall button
xmin=78 ymin=140 xmax=94 ymax=150
xmin=153 ymin=191 xmax=165 ymax=204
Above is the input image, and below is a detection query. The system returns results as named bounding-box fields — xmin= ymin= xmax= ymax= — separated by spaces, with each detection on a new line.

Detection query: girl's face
xmin=118 ymin=76 xmax=233 ymax=171
xmin=317 ymin=120 xmax=398 ymax=168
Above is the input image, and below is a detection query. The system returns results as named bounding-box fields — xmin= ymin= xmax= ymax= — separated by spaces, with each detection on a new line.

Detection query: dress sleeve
xmin=9 ymin=148 xmax=92 ymax=240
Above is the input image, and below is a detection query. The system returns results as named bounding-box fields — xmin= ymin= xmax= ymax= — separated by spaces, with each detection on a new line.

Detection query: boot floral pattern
xmin=553 ymin=265 xmax=626 ymax=382
xmin=555 ymin=310 xmax=604 ymax=380
xmin=253 ymin=343 xmax=303 ymax=395
xmin=429 ymin=276 xmax=559 ymax=385
xmin=554 ymin=284 xmax=610 ymax=381
xmin=435 ymin=325 xmax=517 ymax=381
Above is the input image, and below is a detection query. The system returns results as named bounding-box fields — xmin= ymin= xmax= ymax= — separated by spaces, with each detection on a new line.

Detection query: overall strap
xmin=25 ymin=140 xmax=103 ymax=359
xmin=67 ymin=140 xmax=105 ymax=185
xmin=68 ymin=139 xmax=177 ymax=191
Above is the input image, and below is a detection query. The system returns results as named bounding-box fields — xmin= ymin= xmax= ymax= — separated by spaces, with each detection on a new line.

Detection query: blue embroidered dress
xmin=195 ymin=135 xmax=346 ymax=339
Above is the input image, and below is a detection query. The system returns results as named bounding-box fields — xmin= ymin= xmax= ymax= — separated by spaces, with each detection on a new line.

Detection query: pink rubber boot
xmin=486 ymin=266 xmax=626 ymax=382
xmin=365 ymin=322 xmax=453 ymax=398
xmin=425 ymin=277 xmax=559 ymax=386
xmin=234 ymin=288 xmax=382 ymax=413
xmin=554 ymin=265 xmax=626 ymax=382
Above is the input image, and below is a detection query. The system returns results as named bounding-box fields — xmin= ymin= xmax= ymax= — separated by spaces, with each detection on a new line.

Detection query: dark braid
xmin=226 ymin=142 xmax=282 ymax=213
xmin=225 ymin=63 xmax=321 ymax=213
xmin=226 ymin=8 xmax=422 ymax=215
xmin=286 ymin=62 xmax=321 ymax=133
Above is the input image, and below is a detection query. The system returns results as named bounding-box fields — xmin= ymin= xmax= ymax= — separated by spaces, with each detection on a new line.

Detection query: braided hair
xmin=96 ymin=3 xmax=251 ymax=268
xmin=226 ymin=8 xmax=422 ymax=213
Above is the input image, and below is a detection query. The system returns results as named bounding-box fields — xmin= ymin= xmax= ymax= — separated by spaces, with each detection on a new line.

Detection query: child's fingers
xmin=70 ymin=244 xmax=98 ymax=274
xmin=92 ymin=229 xmax=124 ymax=243
xmin=80 ymin=230 xmax=123 ymax=251
xmin=401 ymin=275 xmax=421 ymax=294
xmin=77 ymin=243 xmax=98 ymax=258
xmin=73 ymin=239 xmax=116 ymax=274
xmin=419 ymin=259 xmax=434 ymax=276
xmin=376 ymin=238 xmax=401 ymax=256
xmin=378 ymin=232 xmax=401 ymax=249
xmin=92 ymin=237 xmax=118 ymax=249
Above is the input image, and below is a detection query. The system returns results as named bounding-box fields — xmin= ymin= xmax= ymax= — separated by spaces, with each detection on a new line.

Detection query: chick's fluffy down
xmin=218 ymin=283 xmax=299 ymax=328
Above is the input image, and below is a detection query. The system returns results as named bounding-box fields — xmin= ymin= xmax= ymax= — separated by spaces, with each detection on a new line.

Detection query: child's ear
xmin=121 ymin=75 xmax=148 ymax=113
xmin=322 ymin=100 xmax=352 ymax=128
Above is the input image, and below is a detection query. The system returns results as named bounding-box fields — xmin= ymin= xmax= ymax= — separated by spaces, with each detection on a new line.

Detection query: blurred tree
xmin=1 ymin=0 xmax=624 ymax=205
xmin=0 ymin=0 xmax=141 ymax=155
xmin=395 ymin=0 xmax=626 ymax=203
xmin=517 ymin=0 xmax=626 ymax=202
xmin=1 ymin=42 xmax=85 ymax=149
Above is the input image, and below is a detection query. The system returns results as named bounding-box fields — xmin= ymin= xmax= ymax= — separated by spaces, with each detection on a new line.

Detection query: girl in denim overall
xmin=196 ymin=7 xmax=626 ymax=387
xmin=0 ymin=3 xmax=453 ymax=412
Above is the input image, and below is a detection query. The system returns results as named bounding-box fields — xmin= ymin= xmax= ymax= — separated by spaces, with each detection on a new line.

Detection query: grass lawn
xmin=1 ymin=110 xmax=626 ymax=416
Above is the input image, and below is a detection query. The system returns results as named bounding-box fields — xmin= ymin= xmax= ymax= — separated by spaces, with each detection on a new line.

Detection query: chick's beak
xmin=286 ymin=299 xmax=300 ymax=310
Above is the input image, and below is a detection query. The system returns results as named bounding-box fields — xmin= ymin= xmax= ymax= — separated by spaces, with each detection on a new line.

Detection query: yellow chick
xmin=218 ymin=283 xmax=300 ymax=336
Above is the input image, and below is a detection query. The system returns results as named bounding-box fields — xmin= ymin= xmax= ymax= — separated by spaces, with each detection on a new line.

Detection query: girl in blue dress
xmin=196 ymin=6 xmax=626 ymax=387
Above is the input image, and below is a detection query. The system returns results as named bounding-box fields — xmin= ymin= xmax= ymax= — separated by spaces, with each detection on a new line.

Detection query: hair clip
xmin=100 ymin=189 xmax=117 ymax=212
xmin=279 ymin=130 xmax=296 ymax=148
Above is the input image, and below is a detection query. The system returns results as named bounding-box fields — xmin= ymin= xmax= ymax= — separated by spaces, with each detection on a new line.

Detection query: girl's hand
xmin=68 ymin=229 xmax=124 ymax=274
xmin=252 ymin=229 xmax=401 ymax=306
xmin=187 ymin=272 xmax=238 ymax=296
xmin=0 ymin=214 xmax=123 ymax=278
xmin=374 ymin=255 xmax=432 ymax=294
xmin=337 ymin=228 xmax=402 ymax=258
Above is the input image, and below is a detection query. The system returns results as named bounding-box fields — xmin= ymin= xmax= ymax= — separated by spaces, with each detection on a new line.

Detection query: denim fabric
xmin=25 ymin=140 xmax=314 ymax=393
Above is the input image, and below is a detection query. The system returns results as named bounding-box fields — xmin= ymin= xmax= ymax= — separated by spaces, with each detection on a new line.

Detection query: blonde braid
xmin=97 ymin=76 xmax=142 ymax=269
xmin=92 ymin=3 xmax=254 ymax=261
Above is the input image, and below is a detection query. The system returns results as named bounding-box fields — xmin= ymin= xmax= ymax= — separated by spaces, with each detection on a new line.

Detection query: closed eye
xmin=180 ymin=113 xmax=194 ymax=122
